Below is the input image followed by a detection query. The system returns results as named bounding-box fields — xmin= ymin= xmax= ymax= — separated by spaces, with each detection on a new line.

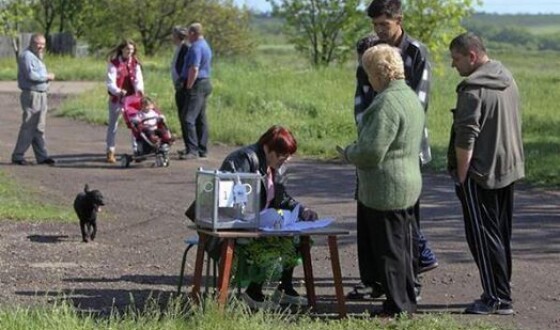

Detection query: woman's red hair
xmin=258 ymin=125 xmax=297 ymax=155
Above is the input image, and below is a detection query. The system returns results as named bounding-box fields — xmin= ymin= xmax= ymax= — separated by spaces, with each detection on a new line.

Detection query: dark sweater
xmin=449 ymin=60 xmax=525 ymax=189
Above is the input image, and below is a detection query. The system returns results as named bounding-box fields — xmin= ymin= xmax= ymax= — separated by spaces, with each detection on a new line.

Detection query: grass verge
xmin=0 ymin=172 xmax=74 ymax=222
xmin=0 ymin=298 xmax=506 ymax=330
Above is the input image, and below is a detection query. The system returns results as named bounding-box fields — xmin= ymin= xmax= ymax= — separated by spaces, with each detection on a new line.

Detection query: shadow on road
xmin=27 ymin=234 xmax=70 ymax=244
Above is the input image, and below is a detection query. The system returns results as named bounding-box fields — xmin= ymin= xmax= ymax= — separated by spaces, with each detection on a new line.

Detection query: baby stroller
xmin=120 ymin=95 xmax=173 ymax=168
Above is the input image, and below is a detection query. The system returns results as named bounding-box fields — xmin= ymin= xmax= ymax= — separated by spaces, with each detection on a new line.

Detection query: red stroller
xmin=120 ymin=95 xmax=173 ymax=168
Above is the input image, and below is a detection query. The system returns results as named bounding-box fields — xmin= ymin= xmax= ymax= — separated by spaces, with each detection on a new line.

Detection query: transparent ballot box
xmin=195 ymin=169 xmax=262 ymax=230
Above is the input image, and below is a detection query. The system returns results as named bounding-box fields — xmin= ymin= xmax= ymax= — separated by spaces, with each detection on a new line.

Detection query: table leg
xmin=190 ymin=233 xmax=207 ymax=303
xmin=300 ymin=235 xmax=316 ymax=307
xmin=328 ymin=235 xmax=347 ymax=318
xmin=217 ymin=238 xmax=235 ymax=308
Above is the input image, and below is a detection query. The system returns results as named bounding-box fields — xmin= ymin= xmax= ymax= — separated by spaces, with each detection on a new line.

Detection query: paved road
xmin=0 ymin=81 xmax=558 ymax=329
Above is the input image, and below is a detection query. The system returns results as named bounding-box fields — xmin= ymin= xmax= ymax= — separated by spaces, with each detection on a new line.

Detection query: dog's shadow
xmin=27 ymin=234 xmax=71 ymax=243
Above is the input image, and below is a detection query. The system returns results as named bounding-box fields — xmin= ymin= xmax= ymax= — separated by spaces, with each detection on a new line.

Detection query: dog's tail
xmin=84 ymin=184 xmax=90 ymax=193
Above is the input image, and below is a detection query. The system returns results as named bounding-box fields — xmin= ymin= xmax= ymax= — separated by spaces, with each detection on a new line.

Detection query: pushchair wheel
xmin=121 ymin=154 xmax=132 ymax=168
xmin=155 ymin=154 xmax=170 ymax=167
xmin=155 ymin=154 xmax=164 ymax=167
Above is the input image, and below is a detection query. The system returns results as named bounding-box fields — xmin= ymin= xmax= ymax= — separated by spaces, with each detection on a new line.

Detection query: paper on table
xmin=259 ymin=204 xmax=299 ymax=229
xmin=260 ymin=218 xmax=334 ymax=232
xmin=259 ymin=205 xmax=334 ymax=231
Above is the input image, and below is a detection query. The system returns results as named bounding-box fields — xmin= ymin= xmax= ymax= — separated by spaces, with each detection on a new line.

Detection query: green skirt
xmin=232 ymin=237 xmax=301 ymax=287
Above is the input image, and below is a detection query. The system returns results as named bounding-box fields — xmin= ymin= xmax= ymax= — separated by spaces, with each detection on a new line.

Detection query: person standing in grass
xmin=11 ymin=33 xmax=56 ymax=166
xmin=339 ymin=44 xmax=424 ymax=316
xmin=170 ymin=26 xmax=190 ymax=147
xmin=178 ymin=22 xmax=212 ymax=160
xmin=105 ymin=39 xmax=144 ymax=163
xmin=347 ymin=0 xmax=438 ymax=302
xmin=448 ymin=32 xmax=524 ymax=315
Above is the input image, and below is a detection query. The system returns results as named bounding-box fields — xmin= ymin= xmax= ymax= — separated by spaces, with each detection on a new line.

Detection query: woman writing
xmin=219 ymin=125 xmax=318 ymax=309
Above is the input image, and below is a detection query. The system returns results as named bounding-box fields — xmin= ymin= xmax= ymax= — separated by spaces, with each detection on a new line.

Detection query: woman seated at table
xmin=219 ymin=125 xmax=318 ymax=309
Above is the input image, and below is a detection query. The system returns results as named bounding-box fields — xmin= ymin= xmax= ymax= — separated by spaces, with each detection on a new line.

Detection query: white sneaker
xmin=240 ymin=292 xmax=280 ymax=310
xmin=270 ymin=289 xmax=308 ymax=306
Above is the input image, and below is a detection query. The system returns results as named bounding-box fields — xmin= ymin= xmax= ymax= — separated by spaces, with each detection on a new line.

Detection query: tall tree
xmin=269 ymin=0 xmax=480 ymax=67
xmin=99 ymin=0 xmax=195 ymax=56
xmin=0 ymin=0 xmax=35 ymax=58
xmin=268 ymin=0 xmax=367 ymax=66
xmin=79 ymin=0 xmax=253 ymax=57
xmin=402 ymin=0 xmax=481 ymax=68
xmin=33 ymin=0 xmax=56 ymax=46
xmin=190 ymin=0 xmax=255 ymax=57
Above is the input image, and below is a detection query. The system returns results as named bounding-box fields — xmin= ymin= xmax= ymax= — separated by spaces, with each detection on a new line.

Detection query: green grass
xmin=54 ymin=49 xmax=559 ymax=186
xmin=1 ymin=46 xmax=559 ymax=187
xmin=0 ymin=172 xmax=74 ymax=222
xmin=0 ymin=55 xmax=107 ymax=81
xmin=0 ymin=299 xmax=505 ymax=330
xmin=525 ymin=24 xmax=560 ymax=35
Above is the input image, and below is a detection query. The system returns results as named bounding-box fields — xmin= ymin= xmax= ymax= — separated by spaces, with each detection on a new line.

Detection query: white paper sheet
xmin=259 ymin=205 xmax=333 ymax=232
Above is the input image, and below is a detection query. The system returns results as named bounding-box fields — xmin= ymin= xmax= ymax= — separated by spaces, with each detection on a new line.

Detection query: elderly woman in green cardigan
xmin=338 ymin=44 xmax=425 ymax=316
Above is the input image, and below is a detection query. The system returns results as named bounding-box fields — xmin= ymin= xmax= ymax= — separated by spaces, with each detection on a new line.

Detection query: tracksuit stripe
xmin=463 ymin=178 xmax=498 ymax=301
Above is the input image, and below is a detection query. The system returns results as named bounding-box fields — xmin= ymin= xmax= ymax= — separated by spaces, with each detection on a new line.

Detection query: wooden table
xmin=189 ymin=226 xmax=349 ymax=318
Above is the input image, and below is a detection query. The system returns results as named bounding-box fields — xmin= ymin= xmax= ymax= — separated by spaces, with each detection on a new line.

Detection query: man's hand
xmin=46 ymin=73 xmax=55 ymax=81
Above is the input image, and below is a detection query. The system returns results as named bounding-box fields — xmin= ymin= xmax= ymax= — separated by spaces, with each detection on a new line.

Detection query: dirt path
xmin=0 ymin=82 xmax=558 ymax=329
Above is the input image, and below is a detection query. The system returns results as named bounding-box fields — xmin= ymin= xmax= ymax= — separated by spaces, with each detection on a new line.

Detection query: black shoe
xmin=496 ymin=302 xmax=514 ymax=315
xmin=12 ymin=159 xmax=29 ymax=166
xmin=464 ymin=299 xmax=497 ymax=315
xmin=418 ymin=260 xmax=439 ymax=274
xmin=179 ymin=152 xmax=198 ymax=160
xmin=199 ymin=152 xmax=208 ymax=158
xmin=37 ymin=158 xmax=56 ymax=165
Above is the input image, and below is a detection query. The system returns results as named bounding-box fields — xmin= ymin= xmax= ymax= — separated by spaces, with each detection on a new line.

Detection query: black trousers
xmin=455 ymin=176 xmax=513 ymax=304
xmin=359 ymin=203 xmax=417 ymax=314
xmin=358 ymin=200 xmax=423 ymax=290
xmin=181 ymin=78 xmax=212 ymax=155
xmin=175 ymin=88 xmax=188 ymax=149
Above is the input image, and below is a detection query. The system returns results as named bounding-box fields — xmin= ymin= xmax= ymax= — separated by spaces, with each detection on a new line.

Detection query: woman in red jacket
xmin=105 ymin=39 xmax=144 ymax=163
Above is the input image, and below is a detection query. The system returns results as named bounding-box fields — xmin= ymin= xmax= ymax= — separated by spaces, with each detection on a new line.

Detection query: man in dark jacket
xmin=171 ymin=26 xmax=189 ymax=147
xmin=448 ymin=32 xmax=525 ymax=315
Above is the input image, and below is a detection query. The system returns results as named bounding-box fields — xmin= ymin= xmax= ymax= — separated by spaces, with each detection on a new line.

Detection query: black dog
xmin=73 ymin=184 xmax=105 ymax=243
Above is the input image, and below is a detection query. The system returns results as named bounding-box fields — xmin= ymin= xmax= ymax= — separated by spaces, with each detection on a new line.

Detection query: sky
xmin=233 ymin=0 xmax=560 ymax=15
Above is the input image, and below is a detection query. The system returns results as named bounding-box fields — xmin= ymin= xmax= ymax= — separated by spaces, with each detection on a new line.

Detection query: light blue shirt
xmin=181 ymin=38 xmax=212 ymax=80
xmin=17 ymin=49 xmax=49 ymax=92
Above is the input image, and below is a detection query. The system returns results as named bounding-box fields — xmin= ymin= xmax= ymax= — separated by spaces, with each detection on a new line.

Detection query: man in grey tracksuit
xmin=448 ymin=32 xmax=525 ymax=315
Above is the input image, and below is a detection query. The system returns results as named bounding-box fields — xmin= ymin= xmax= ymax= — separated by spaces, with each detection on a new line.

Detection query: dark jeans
xmin=175 ymin=88 xmax=187 ymax=149
xmin=414 ymin=200 xmax=437 ymax=267
xmin=181 ymin=78 xmax=212 ymax=155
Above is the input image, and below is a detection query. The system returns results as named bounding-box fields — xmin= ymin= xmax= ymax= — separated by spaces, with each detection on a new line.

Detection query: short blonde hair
xmin=361 ymin=44 xmax=405 ymax=83
xmin=188 ymin=23 xmax=203 ymax=35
